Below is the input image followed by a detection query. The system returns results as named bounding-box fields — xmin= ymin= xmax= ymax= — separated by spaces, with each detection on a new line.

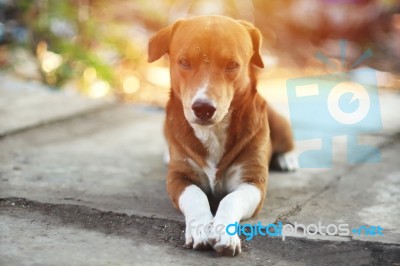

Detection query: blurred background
xmin=0 ymin=0 xmax=399 ymax=105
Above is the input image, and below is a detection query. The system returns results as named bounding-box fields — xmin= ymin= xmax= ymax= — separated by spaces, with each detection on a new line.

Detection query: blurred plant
xmin=0 ymin=0 xmax=149 ymax=99
xmin=15 ymin=0 xmax=116 ymax=96
xmin=3 ymin=0 xmax=397 ymax=101
xmin=1 ymin=0 xmax=252 ymax=101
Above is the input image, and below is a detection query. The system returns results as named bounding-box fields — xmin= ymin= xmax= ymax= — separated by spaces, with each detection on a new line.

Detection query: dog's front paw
xmin=184 ymin=216 xmax=213 ymax=250
xmin=207 ymin=223 xmax=241 ymax=256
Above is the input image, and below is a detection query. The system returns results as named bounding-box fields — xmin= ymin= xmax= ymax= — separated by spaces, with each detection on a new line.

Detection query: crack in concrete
xmin=274 ymin=175 xmax=341 ymax=224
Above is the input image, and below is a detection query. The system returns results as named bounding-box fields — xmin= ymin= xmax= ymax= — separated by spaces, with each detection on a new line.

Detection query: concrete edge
xmin=1 ymin=197 xmax=399 ymax=250
xmin=0 ymin=102 xmax=118 ymax=139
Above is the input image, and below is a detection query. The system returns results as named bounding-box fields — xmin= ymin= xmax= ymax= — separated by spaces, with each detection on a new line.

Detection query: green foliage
xmin=15 ymin=0 xmax=118 ymax=90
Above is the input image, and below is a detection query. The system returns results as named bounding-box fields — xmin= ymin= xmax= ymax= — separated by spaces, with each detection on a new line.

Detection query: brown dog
xmin=148 ymin=15 xmax=296 ymax=256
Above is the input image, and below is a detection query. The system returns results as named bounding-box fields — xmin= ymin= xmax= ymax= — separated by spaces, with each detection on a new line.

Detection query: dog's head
xmin=148 ymin=16 xmax=264 ymax=126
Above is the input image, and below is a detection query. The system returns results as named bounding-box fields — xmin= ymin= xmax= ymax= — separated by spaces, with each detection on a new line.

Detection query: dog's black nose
xmin=192 ymin=100 xmax=216 ymax=120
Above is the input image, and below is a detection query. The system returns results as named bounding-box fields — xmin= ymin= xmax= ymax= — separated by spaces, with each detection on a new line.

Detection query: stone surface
xmin=0 ymin=73 xmax=114 ymax=137
xmin=0 ymin=105 xmax=174 ymax=219
xmin=1 ymin=199 xmax=399 ymax=266
xmin=1 ymin=74 xmax=400 ymax=265
xmin=285 ymin=137 xmax=400 ymax=244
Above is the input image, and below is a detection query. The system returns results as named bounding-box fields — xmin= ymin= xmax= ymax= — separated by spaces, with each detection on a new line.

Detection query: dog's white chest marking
xmin=191 ymin=114 xmax=230 ymax=192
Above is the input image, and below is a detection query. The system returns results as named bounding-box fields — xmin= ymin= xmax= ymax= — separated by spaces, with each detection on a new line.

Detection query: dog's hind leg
xmin=163 ymin=146 xmax=170 ymax=164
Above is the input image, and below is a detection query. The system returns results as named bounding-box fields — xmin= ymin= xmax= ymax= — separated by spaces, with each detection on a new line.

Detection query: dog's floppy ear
xmin=148 ymin=20 xmax=182 ymax=63
xmin=238 ymin=20 xmax=264 ymax=68
xmin=148 ymin=25 xmax=172 ymax=63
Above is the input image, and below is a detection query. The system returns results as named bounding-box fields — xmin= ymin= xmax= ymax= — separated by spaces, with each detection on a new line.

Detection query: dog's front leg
xmin=208 ymin=183 xmax=262 ymax=256
xmin=178 ymin=184 xmax=214 ymax=250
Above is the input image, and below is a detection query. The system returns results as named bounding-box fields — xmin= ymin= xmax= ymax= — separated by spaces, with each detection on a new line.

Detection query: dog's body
xmin=148 ymin=15 xmax=295 ymax=256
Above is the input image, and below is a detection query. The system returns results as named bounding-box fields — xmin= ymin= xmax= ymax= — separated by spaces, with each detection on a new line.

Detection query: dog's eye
xmin=179 ymin=59 xmax=191 ymax=69
xmin=226 ymin=62 xmax=239 ymax=71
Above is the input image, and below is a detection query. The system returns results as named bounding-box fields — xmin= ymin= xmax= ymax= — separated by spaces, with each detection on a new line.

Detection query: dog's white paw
xmin=207 ymin=223 xmax=241 ymax=256
xmin=184 ymin=216 xmax=213 ymax=250
xmin=271 ymin=152 xmax=299 ymax=172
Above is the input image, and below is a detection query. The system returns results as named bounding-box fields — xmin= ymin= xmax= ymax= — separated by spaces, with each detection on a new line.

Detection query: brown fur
xmin=148 ymin=15 xmax=293 ymax=217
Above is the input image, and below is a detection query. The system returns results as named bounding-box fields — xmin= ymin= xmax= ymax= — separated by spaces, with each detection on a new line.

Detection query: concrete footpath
xmin=0 ymin=72 xmax=400 ymax=266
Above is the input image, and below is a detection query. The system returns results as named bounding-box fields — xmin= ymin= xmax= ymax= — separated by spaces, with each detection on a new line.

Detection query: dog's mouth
xmin=193 ymin=119 xmax=215 ymax=126
xmin=183 ymin=110 xmax=216 ymax=126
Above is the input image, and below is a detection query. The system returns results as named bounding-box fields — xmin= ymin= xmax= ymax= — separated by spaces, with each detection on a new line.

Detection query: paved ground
xmin=1 ymin=72 xmax=400 ymax=265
